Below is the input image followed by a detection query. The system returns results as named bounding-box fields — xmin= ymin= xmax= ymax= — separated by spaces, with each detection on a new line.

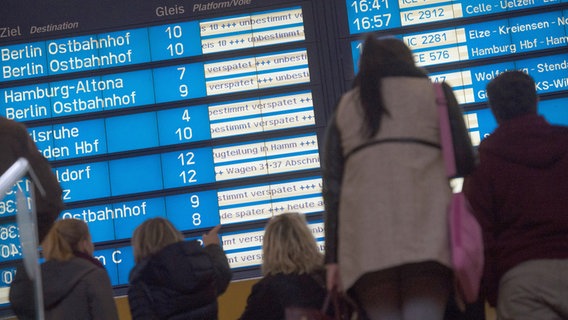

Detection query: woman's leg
xmin=400 ymin=261 xmax=452 ymax=320
xmin=352 ymin=267 xmax=403 ymax=320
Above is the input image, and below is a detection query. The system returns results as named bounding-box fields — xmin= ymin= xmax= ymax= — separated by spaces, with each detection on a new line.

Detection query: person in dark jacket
xmin=0 ymin=116 xmax=63 ymax=242
xmin=463 ymin=70 xmax=568 ymax=319
xmin=128 ymin=218 xmax=231 ymax=320
xmin=9 ymin=218 xmax=119 ymax=320
xmin=239 ymin=212 xmax=328 ymax=320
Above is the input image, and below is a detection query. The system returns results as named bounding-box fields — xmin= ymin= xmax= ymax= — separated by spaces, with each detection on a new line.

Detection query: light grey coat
xmin=334 ymin=77 xmax=452 ymax=290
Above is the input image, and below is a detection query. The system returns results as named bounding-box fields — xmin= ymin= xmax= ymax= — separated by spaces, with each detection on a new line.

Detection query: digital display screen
xmin=344 ymin=0 xmax=563 ymax=34
xmin=0 ymin=0 xmax=331 ymax=309
xmin=338 ymin=1 xmax=568 ymax=146
xmin=1 ymin=0 xmax=568 ymax=313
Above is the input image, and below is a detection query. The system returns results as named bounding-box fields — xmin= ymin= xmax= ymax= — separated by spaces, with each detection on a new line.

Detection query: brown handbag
xmin=285 ymin=288 xmax=360 ymax=320
xmin=284 ymin=307 xmax=333 ymax=320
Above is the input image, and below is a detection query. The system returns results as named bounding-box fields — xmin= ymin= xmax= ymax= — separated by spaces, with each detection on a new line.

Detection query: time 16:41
xmin=350 ymin=0 xmax=389 ymax=13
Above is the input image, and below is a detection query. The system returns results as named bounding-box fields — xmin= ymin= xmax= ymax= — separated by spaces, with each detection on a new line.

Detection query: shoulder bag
xmin=434 ymin=82 xmax=484 ymax=304
xmin=285 ymin=287 xmax=360 ymax=320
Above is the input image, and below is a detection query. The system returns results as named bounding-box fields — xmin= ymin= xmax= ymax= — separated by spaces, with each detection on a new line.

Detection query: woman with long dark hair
xmin=322 ymin=34 xmax=473 ymax=320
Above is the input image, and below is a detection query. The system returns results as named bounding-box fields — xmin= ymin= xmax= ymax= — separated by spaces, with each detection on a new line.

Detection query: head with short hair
xmin=132 ymin=217 xmax=184 ymax=263
xmin=486 ymin=70 xmax=538 ymax=123
xmin=261 ymin=212 xmax=323 ymax=276
xmin=42 ymin=218 xmax=92 ymax=261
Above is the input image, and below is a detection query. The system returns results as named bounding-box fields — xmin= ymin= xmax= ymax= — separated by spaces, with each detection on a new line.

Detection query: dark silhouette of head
xmin=354 ymin=34 xmax=427 ymax=137
xmin=358 ymin=35 xmax=416 ymax=74
xmin=486 ymin=70 xmax=538 ymax=124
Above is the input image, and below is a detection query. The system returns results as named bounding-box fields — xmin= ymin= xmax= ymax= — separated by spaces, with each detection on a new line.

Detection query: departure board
xmin=1 ymin=0 xmax=568 ymax=315
xmin=0 ymin=0 xmax=336 ymax=310
xmin=337 ymin=1 xmax=568 ymax=146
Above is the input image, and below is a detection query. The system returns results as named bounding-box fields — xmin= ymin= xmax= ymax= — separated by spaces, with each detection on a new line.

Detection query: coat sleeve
xmin=322 ymin=112 xmax=344 ymax=264
xmin=85 ymin=268 xmax=120 ymax=320
xmin=442 ymin=82 xmax=477 ymax=177
xmin=128 ymin=279 xmax=160 ymax=320
xmin=8 ymin=264 xmax=36 ymax=319
xmin=204 ymin=244 xmax=232 ymax=296
xmin=463 ymin=157 xmax=498 ymax=306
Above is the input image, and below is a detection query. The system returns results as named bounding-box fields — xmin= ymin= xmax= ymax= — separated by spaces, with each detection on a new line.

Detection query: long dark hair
xmin=354 ymin=34 xmax=428 ymax=138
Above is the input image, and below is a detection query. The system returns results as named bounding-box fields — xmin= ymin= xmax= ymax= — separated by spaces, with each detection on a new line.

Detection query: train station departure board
xmin=337 ymin=0 xmax=568 ymax=145
xmin=0 ymin=0 xmax=334 ymax=308
xmin=1 ymin=0 xmax=567 ymax=313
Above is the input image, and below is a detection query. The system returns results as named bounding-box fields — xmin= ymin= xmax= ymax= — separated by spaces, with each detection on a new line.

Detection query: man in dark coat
xmin=463 ymin=71 xmax=568 ymax=319
xmin=0 ymin=116 xmax=63 ymax=242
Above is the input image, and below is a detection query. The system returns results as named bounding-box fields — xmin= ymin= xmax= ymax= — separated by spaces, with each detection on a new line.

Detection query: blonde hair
xmin=261 ymin=212 xmax=323 ymax=275
xmin=42 ymin=219 xmax=90 ymax=261
xmin=132 ymin=217 xmax=184 ymax=263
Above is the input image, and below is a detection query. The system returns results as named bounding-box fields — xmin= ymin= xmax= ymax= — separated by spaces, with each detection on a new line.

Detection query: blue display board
xmin=340 ymin=2 xmax=568 ymax=146
xmin=345 ymin=0 xmax=564 ymax=34
xmin=0 ymin=1 xmax=330 ymax=310
xmin=1 ymin=0 xmax=567 ymax=313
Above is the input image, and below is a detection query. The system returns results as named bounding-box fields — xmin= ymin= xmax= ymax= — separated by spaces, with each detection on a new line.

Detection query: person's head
xmin=42 ymin=218 xmax=93 ymax=261
xmin=355 ymin=34 xmax=427 ymax=137
xmin=261 ymin=212 xmax=323 ymax=276
xmin=132 ymin=217 xmax=184 ymax=263
xmin=358 ymin=35 xmax=416 ymax=75
xmin=486 ymin=70 xmax=538 ymax=123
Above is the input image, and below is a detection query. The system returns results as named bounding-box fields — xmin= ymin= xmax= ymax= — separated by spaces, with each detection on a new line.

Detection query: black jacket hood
xmin=41 ymin=258 xmax=99 ymax=308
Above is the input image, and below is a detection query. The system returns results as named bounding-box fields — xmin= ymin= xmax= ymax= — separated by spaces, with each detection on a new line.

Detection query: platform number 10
xmin=165 ymin=26 xmax=184 ymax=56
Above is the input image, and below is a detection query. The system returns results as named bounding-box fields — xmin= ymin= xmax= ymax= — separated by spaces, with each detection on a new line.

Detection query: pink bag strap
xmin=434 ymin=82 xmax=457 ymax=178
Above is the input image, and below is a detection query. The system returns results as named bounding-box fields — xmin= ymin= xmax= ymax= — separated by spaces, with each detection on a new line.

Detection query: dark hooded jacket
xmin=239 ymin=270 xmax=327 ymax=320
xmin=0 ymin=117 xmax=63 ymax=242
xmin=9 ymin=257 xmax=119 ymax=320
xmin=463 ymin=114 xmax=568 ymax=306
xmin=128 ymin=240 xmax=232 ymax=320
